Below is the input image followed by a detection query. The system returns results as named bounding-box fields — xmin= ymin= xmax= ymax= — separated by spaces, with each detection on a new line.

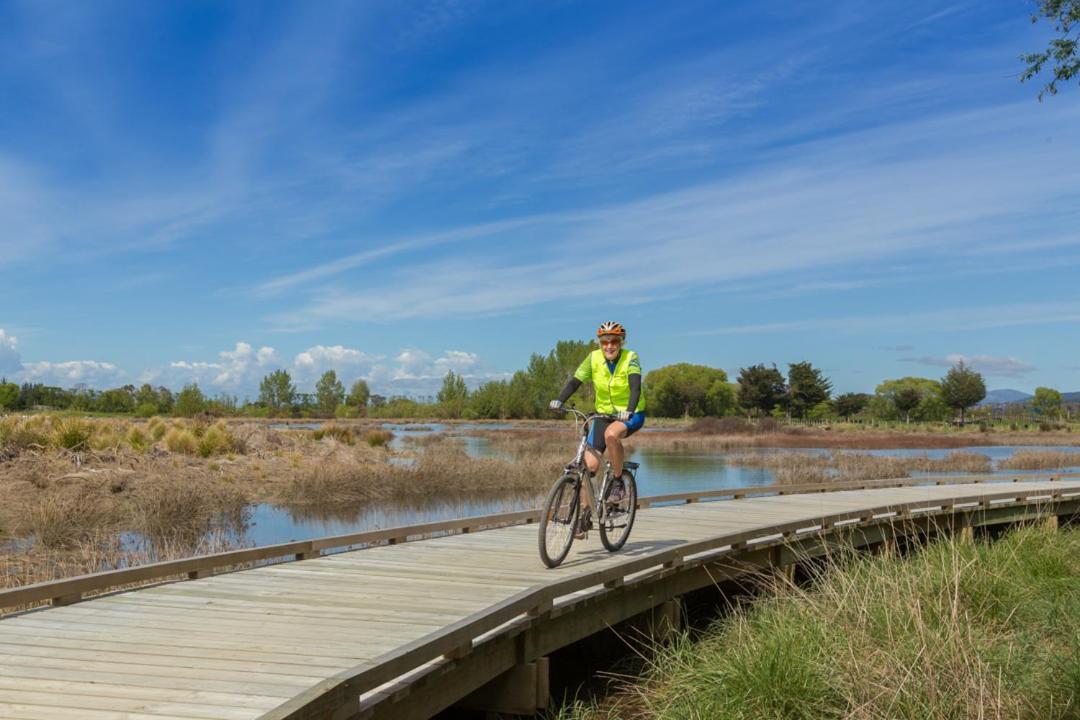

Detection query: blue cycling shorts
xmin=588 ymin=412 xmax=646 ymax=453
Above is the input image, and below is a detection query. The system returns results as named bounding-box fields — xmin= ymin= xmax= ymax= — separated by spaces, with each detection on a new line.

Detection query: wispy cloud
xmin=692 ymin=301 xmax=1080 ymax=336
xmin=268 ymin=98 xmax=1080 ymax=325
xmin=900 ymin=353 xmax=1036 ymax=378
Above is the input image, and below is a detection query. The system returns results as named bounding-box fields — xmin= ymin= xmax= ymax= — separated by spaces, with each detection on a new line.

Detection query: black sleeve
xmin=557 ymin=378 xmax=582 ymax=404
xmin=627 ymin=374 xmax=641 ymax=414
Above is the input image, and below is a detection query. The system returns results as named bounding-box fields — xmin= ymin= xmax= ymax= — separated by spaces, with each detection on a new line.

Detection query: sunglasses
xmin=599 ymin=338 xmax=623 ymax=346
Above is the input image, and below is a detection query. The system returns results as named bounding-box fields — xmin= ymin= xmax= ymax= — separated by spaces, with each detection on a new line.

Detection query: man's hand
xmin=549 ymin=399 xmax=563 ymax=411
xmin=616 ymin=410 xmax=631 ymax=422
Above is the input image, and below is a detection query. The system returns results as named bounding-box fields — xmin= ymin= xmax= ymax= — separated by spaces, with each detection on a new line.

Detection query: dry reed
xmin=997 ymin=449 xmax=1080 ymax=470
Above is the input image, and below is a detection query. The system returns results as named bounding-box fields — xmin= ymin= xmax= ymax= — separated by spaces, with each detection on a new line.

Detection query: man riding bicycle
xmin=549 ymin=321 xmax=646 ymax=536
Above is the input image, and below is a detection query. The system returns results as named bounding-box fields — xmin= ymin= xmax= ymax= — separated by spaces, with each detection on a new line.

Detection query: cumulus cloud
xmin=21 ymin=360 xmax=125 ymax=387
xmin=292 ymin=345 xmax=382 ymax=386
xmin=900 ymin=353 xmax=1036 ymax=378
xmin=161 ymin=342 xmax=279 ymax=391
xmin=0 ymin=329 xmax=20 ymax=375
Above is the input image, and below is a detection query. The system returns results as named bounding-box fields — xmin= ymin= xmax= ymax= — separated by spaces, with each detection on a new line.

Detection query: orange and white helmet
xmin=596 ymin=321 xmax=626 ymax=340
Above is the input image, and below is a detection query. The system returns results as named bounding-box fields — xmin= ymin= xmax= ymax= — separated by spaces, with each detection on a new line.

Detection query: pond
xmin=226 ymin=425 xmax=1080 ymax=549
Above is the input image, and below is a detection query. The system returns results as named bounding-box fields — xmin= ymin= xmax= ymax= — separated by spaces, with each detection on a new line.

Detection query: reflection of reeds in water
xmin=997 ymin=450 xmax=1080 ymax=470
xmin=729 ymin=451 xmax=993 ymax=485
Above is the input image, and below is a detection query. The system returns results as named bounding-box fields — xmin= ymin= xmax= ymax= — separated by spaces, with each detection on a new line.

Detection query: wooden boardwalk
xmin=0 ymin=477 xmax=1076 ymax=719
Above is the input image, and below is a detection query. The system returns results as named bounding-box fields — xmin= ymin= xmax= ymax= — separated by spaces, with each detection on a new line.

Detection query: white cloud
xmin=262 ymin=99 xmax=1080 ymax=326
xmin=901 ymin=353 xmax=1037 ymax=378
xmin=160 ymin=342 xmax=279 ymax=392
xmin=21 ymin=360 xmax=125 ymax=387
xmin=292 ymin=345 xmax=382 ymax=387
xmin=0 ymin=329 xmax=20 ymax=375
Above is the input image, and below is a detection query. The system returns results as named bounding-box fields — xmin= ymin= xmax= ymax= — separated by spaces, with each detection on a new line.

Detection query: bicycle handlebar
xmin=553 ymin=406 xmax=618 ymax=423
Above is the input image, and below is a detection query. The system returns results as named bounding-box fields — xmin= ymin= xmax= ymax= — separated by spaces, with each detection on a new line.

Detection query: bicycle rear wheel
xmin=599 ymin=471 xmax=637 ymax=552
xmin=538 ymin=473 xmax=580 ymax=568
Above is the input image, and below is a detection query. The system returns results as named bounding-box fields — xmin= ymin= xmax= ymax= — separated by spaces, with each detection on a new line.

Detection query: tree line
xmin=0 ymin=341 xmax=1073 ymax=423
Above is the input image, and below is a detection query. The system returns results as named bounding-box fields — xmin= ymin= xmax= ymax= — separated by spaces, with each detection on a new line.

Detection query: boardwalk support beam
xmin=457 ymin=657 xmax=550 ymax=716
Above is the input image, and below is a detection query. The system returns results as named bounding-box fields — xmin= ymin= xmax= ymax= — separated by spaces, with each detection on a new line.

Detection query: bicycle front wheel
xmin=538 ymin=473 xmax=580 ymax=568
xmin=599 ymin=471 xmax=637 ymax=552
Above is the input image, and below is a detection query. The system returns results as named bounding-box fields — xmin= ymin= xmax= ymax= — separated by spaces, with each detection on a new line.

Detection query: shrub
xmin=313 ymin=424 xmax=355 ymax=444
xmin=196 ymin=422 xmax=235 ymax=458
xmin=134 ymin=403 xmax=158 ymax=418
xmin=163 ymin=427 xmax=198 ymax=455
xmin=126 ymin=426 xmax=150 ymax=452
xmin=89 ymin=425 xmax=123 ymax=451
xmin=49 ymin=417 xmax=95 ymax=451
xmin=146 ymin=417 xmax=168 ymax=441
xmin=361 ymin=428 xmax=394 ymax=447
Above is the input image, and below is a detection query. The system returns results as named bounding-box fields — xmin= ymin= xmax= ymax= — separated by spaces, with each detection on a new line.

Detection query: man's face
xmin=600 ymin=336 xmax=622 ymax=361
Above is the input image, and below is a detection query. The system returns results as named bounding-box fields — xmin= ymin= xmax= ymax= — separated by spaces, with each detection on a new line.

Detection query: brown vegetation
xmin=997 ymin=450 xmax=1080 ymax=471
xmin=728 ymin=450 xmax=993 ymax=484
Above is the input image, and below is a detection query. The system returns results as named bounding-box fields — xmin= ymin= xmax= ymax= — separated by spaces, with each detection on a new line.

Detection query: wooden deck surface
xmin=0 ymin=479 xmax=1076 ymax=719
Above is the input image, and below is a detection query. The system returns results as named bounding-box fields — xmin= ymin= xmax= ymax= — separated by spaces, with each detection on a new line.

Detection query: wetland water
xmin=239 ymin=424 xmax=1080 ymax=549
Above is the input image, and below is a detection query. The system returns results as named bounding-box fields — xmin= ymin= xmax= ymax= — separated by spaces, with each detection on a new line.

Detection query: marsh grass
xmin=729 ymin=451 xmax=994 ymax=485
xmin=17 ymin=483 xmax=122 ymax=549
xmin=360 ymin=428 xmax=394 ymax=447
xmin=312 ymin=424 xmax=356 ymax=445
xmin=49 ymin=417 xmax=96 ymax=451
xmin=163 ymin=427 xmax=198 ymax=454
xmin=557 ymin=525 xmax=1079 ymax=720
xmin=998 ymin=450 xmax=1080 ymax=471
xmin=279 ymin=441 xmax=561 ymax=508
xmin=129 ymin=475 xmax=249 ymax=549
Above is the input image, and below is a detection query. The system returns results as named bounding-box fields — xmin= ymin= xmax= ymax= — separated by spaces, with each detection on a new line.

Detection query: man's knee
xmin=605 ymin=426 xmax=625 ymax=443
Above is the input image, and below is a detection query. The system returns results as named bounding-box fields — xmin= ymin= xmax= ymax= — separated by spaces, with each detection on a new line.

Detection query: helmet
xmin=596 ymin=321 xmax=626 ymax=339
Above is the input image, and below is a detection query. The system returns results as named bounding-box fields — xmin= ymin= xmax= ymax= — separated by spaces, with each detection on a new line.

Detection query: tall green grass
xmin=557 ymin=525 xmax=1079 ymax=720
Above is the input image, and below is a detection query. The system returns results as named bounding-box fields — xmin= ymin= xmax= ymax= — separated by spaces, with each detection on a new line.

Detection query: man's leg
xmin=604 ymin=421 xmax=629 ymax=477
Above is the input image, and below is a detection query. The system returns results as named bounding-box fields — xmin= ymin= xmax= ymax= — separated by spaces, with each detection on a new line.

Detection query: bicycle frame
xmin=561 ymin=408 xmax=618 ymax=522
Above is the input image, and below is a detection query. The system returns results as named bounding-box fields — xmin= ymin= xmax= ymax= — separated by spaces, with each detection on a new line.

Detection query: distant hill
xmin=978 ymin=389 xmax=1080 ymax=407
xmin=980 ymin=389 xmax=1032 ymax=406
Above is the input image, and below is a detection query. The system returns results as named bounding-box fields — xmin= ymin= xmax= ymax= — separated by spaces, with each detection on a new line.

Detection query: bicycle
xmin=538 ymin=407 xmax=638 ymax=568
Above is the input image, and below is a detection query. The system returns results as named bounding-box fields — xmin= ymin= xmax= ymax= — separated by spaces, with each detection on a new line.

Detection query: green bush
xmin=134 ymin=402 xmax=158 ymax=418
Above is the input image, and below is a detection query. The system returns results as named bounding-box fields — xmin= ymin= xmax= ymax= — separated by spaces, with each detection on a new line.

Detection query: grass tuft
xmin=558 ymin=525 xmax=1080 ymax=720
xmin=163 ymin=427 xmax=198 ymax=455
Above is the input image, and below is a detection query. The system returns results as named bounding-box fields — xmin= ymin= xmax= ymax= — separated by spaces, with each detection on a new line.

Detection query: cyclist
xmin=549 ymin=321 xmax=646 ymax=536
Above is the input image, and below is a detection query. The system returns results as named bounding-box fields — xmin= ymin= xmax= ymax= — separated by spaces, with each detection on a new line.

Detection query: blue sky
xmin=1 ymin=0 xmax=1079 ymax=399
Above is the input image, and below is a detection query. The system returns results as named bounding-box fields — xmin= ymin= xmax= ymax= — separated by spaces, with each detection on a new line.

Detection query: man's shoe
xmin=574 ymin=507 xmax=592 ymax=539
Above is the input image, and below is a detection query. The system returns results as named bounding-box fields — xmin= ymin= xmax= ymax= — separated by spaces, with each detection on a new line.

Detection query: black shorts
xmin=587 ymin=413 xmax=645 ymax=453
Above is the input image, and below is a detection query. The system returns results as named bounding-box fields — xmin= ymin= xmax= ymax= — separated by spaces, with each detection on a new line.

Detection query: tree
xmin=893 ymin=387 xmax=922 ymax=423
xmin=259 ymin=370 xmax=295 ymax=415
xmin=834 ymin=392 xmax=870 ymax=418
xmin=1021 ymin=0 xmax=1080 ymax=99
xmin=437 ymin=370 xmax=469 ymax=418
xmin=940 ymin=361 xmax=986 ymax=423
xmin=347 ymin=380 xmax=371 ymax=409
xmin=736 ymin=364 xmax=787 ymax=417
xmin=786 ymin=362 xmax=832 ymax=419
xmin=1033 ymin=386 xmax=1063 ymax=418
xmin=315 ymin=370 xmax=345 ymax=416
xmin=468 ymin=380 xmax=509 ymax=419
xmin=645 ymin=363 xmax=735 ymax=417
xmin=874 ymin=377 xmax=946 ymax=422
xmin=0 ymin=381 xmax=19 ymax=410
xmin=174 ymin=383 xmax=206 ymax=417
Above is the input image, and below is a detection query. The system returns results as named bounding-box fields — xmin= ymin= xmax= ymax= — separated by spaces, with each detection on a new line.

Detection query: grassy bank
xmin=556 ymin=524 xmax=1079 ymax=720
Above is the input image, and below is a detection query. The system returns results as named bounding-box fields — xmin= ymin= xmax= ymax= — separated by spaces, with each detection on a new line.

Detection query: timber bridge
xmin=0 ymin=474 xmax=1077 ymax=719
